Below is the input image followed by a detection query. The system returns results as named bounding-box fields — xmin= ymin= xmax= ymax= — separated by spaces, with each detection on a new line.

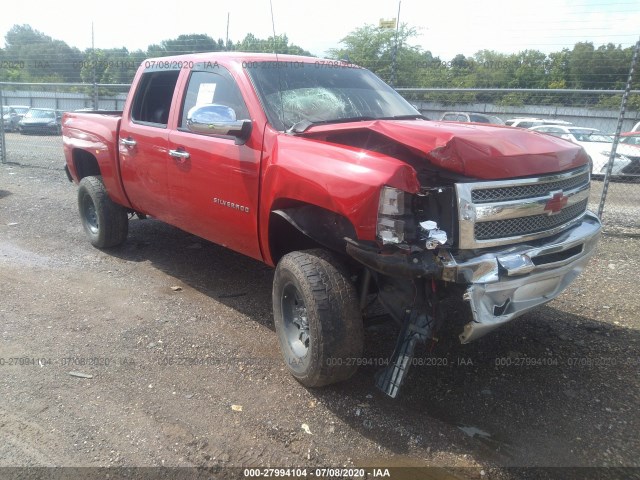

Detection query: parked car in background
xmin=11 ymin=105 xmax=30 ymax=118
xmin=530 ymin=125 xmax=639 ymax=179
xmin=618 ymin=132 xmax=640 ymax=176
xmin=17 ymin=108 xmax=62 ymax=135
xmin=506 ymin=117 xmax=572 ymax=129
xmin=2 ymin=105 xmax=30 ymax=132
xmin=620 ymin=131 xmax=640 ymax=146
xmin=630 ymin=120 xmax=640 ymax=132
xmin=440 ymin=112 xmax=504 ymax=124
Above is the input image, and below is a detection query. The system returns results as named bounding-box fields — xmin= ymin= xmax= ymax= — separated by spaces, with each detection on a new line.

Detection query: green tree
xmin=548 ymin=48 xmax=570 ymax=88
xmin=592 ymin=43 xmax=632 ymax=89
xmin=513 ymin=50 xmax=548 ymax=88
xmin=1 ymin=21 xmax=637 ymax=99
xmin=471 ymin=50 xmax=514 ymax=88
xmin=234 ymin=33 xmax=311 ymax=55
xmin=79 ymin=48 xmax=143 ymax=85
xmin=157 ymin=34 xmax=224 ymax=55
xmin=568 ymin=42 xmax=597 ymax=88
xmin=3 ymin=24 xmax=82 ymax=82
xmin=327 ymin=24 xmax=427 ymax=87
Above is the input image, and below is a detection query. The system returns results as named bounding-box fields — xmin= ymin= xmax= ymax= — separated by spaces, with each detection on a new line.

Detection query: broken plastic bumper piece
xmin=375 ymin=309 xmax=432 ymax=398
xmin=439 ymin=211 xmax=602 ymax=343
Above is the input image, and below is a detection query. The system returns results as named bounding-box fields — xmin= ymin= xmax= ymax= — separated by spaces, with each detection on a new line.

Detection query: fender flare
xmin=271 ymin=205 xmax=357 ymax=255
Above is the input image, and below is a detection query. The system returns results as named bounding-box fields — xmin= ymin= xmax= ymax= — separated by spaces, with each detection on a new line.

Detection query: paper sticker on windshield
xmin=195 ymin=83 xmax=217 ymax=106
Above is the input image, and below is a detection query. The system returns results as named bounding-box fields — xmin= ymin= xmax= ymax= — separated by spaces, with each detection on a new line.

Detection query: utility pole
xmin=226 ymin=12 xmax=230 ymax=51
xmin=92 ymin=22 xmax=98 ymax=110
xmin=390 ymin=1 xmax=401 ymax=87
xmin=0 ymin=87 xmax=6 ymax=163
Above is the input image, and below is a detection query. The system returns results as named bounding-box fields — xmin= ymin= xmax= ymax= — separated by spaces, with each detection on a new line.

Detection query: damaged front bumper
xmin=440 ymin=211 xmax=601 ymax=343
xmin=347 ymin=211 xmax=601 ymax=343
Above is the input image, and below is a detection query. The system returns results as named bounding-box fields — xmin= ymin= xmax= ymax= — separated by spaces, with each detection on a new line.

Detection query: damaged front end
xmin=345 ymin=164 xmax=601 ymax=397
xmin=345 ymin=182 xmax=459 ymax=398
xmin=439 ymin=212 xmax=600 ymax=343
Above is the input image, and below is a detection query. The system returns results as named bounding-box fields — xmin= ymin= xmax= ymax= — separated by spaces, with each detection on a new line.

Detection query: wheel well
xmin=73 ymin=149 xmax=101 ymax=179
xmin=269 ymin=212 xmax=323 ymax=265
xmin=268 ymin=202 xmax=357 ymax=265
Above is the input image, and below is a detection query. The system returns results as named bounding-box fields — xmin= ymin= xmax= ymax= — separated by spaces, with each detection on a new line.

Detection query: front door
xmin=167 ymin=64 xmax=262 ymax=260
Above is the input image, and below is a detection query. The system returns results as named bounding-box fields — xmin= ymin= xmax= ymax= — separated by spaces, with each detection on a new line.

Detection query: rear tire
xmin=78 ymin=176 xmax=128 ymax=248
xmin=272 ymin=249 xmax=364 ymax=387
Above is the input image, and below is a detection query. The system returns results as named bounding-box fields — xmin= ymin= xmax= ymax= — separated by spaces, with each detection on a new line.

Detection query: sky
xmin=1 ymin=0 xmax=639 ymax=59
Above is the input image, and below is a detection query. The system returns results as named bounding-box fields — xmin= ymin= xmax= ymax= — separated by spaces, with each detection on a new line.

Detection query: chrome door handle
xmin=120 ymin=138 xmax=137 ymax=147
xmin=169 ymin=149 xmax=190 ymax=161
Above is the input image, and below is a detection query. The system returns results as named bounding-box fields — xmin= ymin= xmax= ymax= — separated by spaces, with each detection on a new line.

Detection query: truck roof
xmin=144 ymin=52 xmax=334 ymax=65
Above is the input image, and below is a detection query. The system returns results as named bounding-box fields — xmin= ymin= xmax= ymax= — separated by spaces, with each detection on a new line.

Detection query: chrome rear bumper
xmin=438 ymin=211 xmax=601 ymax=343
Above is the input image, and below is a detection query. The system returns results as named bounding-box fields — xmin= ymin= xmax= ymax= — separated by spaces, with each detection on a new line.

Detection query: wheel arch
xmin=72 ymin=148 xmax=101 ymax=180
xmin=70 ymin=147 xmax=132 ymax=208
xmin=267 ymin=200 xmax=358 ymax=266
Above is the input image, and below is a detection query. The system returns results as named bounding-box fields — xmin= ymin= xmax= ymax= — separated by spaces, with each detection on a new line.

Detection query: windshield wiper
xmin=286 ymin=114 xmax=426 ymax=134
xmin=377 ymin=114 xmax=427 ymax=121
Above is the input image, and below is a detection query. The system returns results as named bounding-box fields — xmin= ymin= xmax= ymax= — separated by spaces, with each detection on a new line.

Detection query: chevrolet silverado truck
xmin=62 ymin=53 xmax=601 ymax=397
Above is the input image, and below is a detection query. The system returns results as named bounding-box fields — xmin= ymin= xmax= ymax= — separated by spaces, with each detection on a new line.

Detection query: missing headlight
xmin=377 ymin=186 xmax=415 ymax=245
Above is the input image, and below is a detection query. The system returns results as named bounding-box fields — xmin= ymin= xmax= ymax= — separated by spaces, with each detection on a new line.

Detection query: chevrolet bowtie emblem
xmin=544 ymin=191 xmax=569 ymax=215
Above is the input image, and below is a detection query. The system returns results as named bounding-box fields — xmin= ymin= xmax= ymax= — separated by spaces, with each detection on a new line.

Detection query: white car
xmin=529 ymin=125 xmax=640 ymax=179
xmin=440 ymin=112 xmax=504 ymax=124
xmin=505 ymin=117 xmax=572 ymax=129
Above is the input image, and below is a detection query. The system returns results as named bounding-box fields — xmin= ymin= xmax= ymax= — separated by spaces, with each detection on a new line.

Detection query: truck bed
xmin=62 ymin=111 xmax=128 ymax=207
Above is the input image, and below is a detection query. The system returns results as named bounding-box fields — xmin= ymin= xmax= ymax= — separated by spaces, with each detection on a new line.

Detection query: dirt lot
xmin=0 ymin=135 xmax=639 ymax=480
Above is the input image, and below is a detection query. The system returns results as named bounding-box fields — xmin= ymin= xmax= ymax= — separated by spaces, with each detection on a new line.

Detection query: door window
xmin=179 ymin=67 xmax=249 ymax=131
xmin=131 ymin=70 xmax=180 ymax=127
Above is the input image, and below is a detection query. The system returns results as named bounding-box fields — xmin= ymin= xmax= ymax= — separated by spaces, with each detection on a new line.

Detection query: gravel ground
xmin=0 ymin=135 xmax=639 ymax=480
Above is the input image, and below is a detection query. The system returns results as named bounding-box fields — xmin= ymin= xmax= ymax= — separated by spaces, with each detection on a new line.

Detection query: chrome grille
xmin=471 ymin=170 xmax=589 ymax=203
xmin=455 ymin=166 xmax=592 ymax=249
xmin=475 ymin=199 xmax=588 ymax=240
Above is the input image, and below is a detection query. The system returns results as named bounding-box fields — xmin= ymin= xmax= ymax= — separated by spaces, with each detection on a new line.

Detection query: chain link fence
xmin=0 ymin=82 xmax=129 ymax=170
xmin=1 ymin=77 xmax=638 ymax=233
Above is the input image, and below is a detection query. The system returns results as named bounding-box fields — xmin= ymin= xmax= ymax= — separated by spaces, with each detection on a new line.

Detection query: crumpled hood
xmin=307 ymin=120 xmax=588 ymax=179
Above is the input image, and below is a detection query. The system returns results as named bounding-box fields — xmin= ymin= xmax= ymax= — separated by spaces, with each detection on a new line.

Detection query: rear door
xmin=167 ymin=63 xmax=263 ymax=260
xmin=119 ymin=67 xmax=181 ymax=219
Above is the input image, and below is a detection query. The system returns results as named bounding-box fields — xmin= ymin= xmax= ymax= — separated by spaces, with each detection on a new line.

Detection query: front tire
xmin=78 ymin=176 xmax=128 ymax=248
xmin=272 ymin=249 xmax=364 ymax=387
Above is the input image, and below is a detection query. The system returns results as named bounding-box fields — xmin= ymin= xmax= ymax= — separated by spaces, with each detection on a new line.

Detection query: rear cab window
xmin=130 ymin=70 xmax=181 ymax=127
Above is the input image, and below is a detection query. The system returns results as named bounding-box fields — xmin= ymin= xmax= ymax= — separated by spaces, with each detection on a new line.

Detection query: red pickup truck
xmin=62 ymin=53 xmax=601 ymax=397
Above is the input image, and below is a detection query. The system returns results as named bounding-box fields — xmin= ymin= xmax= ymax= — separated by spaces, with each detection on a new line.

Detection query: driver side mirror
xmin=186 ymin=104 xmax=252 ymax=145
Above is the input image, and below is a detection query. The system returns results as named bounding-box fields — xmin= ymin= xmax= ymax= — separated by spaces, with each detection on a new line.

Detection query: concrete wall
xmin=414 ymin=101 xmax=640 ymax=132
xmin=0 ymin=89 xmax=128 ymax=112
